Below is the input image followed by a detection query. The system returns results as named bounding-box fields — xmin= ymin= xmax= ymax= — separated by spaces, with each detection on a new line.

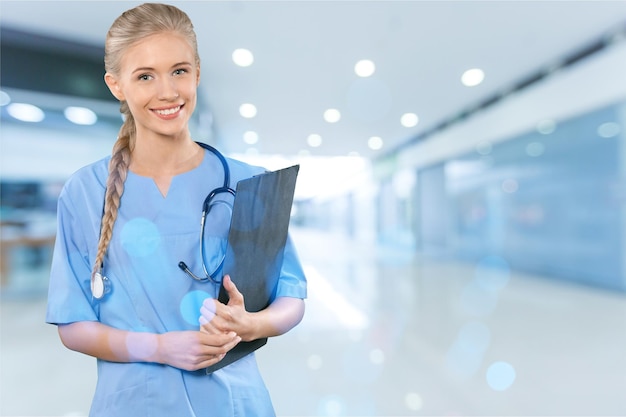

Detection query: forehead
xmin=121 ymin=32 xmax=196 ymax=70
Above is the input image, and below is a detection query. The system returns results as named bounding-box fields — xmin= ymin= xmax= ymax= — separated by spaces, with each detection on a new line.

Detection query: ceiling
xmin=1 ymin=0 xmax=626 ymax=159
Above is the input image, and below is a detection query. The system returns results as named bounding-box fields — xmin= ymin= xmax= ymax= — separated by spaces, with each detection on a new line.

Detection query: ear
xmin=104 ymin=73 xmax=125 ymax=101
xmin=196 ymin=65 xmax=201 ymax=87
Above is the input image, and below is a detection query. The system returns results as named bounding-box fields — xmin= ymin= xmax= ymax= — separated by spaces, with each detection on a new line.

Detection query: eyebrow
xmin=132 ymin=61 xmax=194 ymax=74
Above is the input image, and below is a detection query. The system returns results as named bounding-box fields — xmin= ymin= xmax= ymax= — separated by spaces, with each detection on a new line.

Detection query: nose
xmin=157 ymin=77 xmax=179 ymax=100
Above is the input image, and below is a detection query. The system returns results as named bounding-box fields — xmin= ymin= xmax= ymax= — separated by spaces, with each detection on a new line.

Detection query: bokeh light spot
xmin=475 ymin=141 xmax=492 ymax=155
xmin=536 ymin=119 xmax=556 ymax=134
xmin=307 ymin=354 xmax=323 ymax=370
xmin=501 ymin=179 xmax=519 ymax=193
xmin=486 ymin=361 xmax=516 ymax=391
xmin=180 ymin=290 xmax=211 ymax=326
xmin=405 ymin=392 xmax=424 ymax=411
xmin=597 ymin=122 xmax=621 ymax=138
xmin=126 ymin=331 xmax=158 ymax=361
xmin=120 ymin=218 xmax=161 ymax=257
xmin=526 ymin=141 xmax=545 ymax=157
xmin=318 ymin=395 xmax=346 ymax=416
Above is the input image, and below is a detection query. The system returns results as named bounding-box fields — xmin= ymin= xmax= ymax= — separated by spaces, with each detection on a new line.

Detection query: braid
xmin=92 ymin=2 xmax=199 ymax=286
xmin=90 ymin=106 xmax=134 ymax=283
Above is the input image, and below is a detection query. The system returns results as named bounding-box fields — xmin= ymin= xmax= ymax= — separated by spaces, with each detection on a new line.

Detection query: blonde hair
xmin=92 ymin=3 xmax=200 ymax=283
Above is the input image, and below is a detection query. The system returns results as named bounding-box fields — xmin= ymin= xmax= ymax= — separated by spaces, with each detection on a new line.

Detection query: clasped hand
xmin=199 ymin=275 xmax=255 ymax=341
xmin=159 ymin=276 xmax=250 ymax=372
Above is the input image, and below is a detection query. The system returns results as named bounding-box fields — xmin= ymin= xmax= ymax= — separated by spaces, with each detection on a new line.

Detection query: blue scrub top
xmin=46 ymin=147 xmax=307 ymax=417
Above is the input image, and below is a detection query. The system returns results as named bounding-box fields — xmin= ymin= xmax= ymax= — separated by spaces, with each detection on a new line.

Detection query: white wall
xmin=0 ymin=121 xmax=117 ymax=182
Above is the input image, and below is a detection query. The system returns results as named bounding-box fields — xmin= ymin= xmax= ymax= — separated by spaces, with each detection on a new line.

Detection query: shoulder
xmin=224 ymin=156 xmax=266 ymax=183
xmin=198 ymin=142 xmax=265 ymax=181
xmin=59 ymin=156 xmax=110 ymax=203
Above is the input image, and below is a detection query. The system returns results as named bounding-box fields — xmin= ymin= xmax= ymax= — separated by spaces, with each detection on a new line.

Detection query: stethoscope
xmin=91 ymin=142 xmax=234 ymax=300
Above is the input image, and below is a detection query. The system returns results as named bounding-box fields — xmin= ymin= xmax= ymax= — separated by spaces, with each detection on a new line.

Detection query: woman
xmin=45 ymin=3 xmax=306 ymax=416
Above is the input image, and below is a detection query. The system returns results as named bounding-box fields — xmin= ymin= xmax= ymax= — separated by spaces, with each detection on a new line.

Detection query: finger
xmin=223 ymin=275 xmax=244 ymax=306
xmin=201 ymin=304 xmax=231 ymax=333
xmin=199 ymin=304 xmax=216 ymax=322
xmin=201 ymin=298 xmax=218 ymax=315
xmin=199 ymin=315 xmax=220 ymax=334
xmin=200 ymin=298 xmax=225 ymax=331
xmin=199 ymin=331 xmax=240 ymax=351
xmin=195 ymin=353 xmax=226 ymax=370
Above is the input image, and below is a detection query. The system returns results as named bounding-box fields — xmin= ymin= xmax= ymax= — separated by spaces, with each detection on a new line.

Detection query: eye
xmin=138 ymin=74 xmax=153 ymax=81
xmin=173 ymin=68 xmax=188 ymax=76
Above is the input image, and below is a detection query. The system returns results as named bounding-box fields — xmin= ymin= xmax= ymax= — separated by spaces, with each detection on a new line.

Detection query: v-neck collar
xmin=127 ymin=150 xmax=208 ymax=199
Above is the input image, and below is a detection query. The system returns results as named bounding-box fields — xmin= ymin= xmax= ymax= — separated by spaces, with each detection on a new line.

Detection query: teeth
xmin=155 ymin=106 xmax=180 ymax=115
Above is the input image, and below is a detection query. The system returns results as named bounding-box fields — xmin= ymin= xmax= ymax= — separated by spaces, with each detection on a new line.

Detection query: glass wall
xmin=405 ymin=100 xmax=626 ymax=291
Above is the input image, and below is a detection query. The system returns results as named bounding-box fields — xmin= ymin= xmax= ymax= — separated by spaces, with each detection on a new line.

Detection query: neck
xmin=129 ymin=134 xmax=202 ymax=177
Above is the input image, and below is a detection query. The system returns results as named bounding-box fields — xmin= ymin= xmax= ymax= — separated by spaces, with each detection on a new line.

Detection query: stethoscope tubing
xmin=93 ymin=141 xmax=234 ymax=299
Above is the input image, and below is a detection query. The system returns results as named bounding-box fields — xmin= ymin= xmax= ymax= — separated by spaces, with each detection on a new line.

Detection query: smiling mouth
xmin=153 ymin=105 xmax=182 ymax=116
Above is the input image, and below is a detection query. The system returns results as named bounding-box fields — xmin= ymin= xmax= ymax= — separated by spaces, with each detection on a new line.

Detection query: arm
xmin=58 ymin=321 xmax=241 ymax=371
xmin=200 ymin=275 xmax=305 ymax=342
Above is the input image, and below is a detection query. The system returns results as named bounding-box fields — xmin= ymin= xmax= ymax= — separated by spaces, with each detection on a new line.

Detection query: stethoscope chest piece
xmin=92 ymin=271 xmax=111 ymax=300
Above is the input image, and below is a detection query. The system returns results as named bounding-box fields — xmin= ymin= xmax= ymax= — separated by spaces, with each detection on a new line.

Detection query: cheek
xmin=182 ymin=86 xmax=198 ymax=108
xmin=124 ymin=88 xmax=151 ymax=110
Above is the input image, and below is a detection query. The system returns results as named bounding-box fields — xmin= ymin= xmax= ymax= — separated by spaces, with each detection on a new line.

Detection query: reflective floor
xmin=1 ymin=227 xmax=626 ymax=416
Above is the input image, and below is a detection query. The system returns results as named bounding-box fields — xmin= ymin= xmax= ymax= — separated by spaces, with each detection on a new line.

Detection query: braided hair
xmin=91 ymin=3 xmax=200 ymax=285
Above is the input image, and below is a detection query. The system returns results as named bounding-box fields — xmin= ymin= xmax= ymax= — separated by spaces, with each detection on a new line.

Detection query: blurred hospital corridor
xmin=1 ymin=226 xmax=625 ymax=416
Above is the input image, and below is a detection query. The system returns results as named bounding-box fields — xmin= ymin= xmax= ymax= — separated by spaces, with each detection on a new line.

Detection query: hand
xmin=157 ymin=330 xmax=240 ymax=371
xmin=199 ymin=275 xmax=256 ymax=341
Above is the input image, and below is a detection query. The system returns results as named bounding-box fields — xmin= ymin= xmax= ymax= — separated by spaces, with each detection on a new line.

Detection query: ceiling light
xmin=355 ymin=59 xmax=376 ymax=77
xmin=307 ymin=134 xmax=322 ymax=148
xmin=400 ymin=113 xmax=419 ymax=127
xmin=232 ymin=48 xmax=254 ymax=67
xmin=64 ymin=106 xmax=97 ymax=125
xmin=461 ymin=68 xmax=485 ymax=87
xmin=7 ymin=103 xmax=45 ymax=122
xmin=0 ymin=90 xmax=10 ymax=106
xmin=323 ymin=108 xmax=341 ymax=123
xmin=368 ymin=136 xmax=383 ymax=150
xmin=243 ymin=130 xmax=259 ymax=144
xmin=239 ymin=103 xmax=257 ymax=118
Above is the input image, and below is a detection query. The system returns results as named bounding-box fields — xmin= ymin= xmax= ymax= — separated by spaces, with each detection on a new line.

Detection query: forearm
xmin=58 ymin=321 xmax=160 ymax=363
xmin=58 ymin=321 xmax=242 ymax=371
xmin=244 ymin=297 xmax=305 ymax=341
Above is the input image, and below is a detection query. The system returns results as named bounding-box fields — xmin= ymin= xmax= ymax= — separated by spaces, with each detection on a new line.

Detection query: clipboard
xmin=205 ymin=164 xmax=300 ymax=373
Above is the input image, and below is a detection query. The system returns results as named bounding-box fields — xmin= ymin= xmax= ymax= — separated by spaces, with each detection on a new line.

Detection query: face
xmin=105 ymin=32 xmax=200 ymax=141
